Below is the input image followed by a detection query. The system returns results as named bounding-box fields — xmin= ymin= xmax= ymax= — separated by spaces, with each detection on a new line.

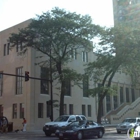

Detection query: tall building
xmin=113 ymin=0 xmax=140 ymax=26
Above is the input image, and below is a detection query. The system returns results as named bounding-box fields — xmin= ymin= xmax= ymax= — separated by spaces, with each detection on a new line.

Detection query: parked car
xmin=43 ymin=115 xmax=86 ymax=136
xmin=116 ymin=118 xmax=140 ymax=134
xmin=55 ymin=120 xmax=105 ymax=140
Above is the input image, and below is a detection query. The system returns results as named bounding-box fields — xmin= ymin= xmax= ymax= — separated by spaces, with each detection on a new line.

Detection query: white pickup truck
xmin=43 ymin=114 xmax=87 ymax=136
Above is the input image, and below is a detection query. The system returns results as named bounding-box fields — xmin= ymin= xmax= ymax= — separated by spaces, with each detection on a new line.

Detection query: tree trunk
xmin=56 ymin=61 xmax=65 ymax=116
xmin=97 ymin=97 xmax=103 ymax=124
xmin=59 ymin=81 xmax=65 ymax=115
xmin=97 ymin=70 xmax=117 ymax=123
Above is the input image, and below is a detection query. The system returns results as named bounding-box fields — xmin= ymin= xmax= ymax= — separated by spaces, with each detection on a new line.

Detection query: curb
xmin=105 ymin=128 xmax=116 ymax=131
xmin=104 ymin=125 xmax=116 ymax=132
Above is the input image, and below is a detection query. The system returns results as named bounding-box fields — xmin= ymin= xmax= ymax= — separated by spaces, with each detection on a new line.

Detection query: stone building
xmin=0 ymin=17 xmax=140 ymax=130
xmin=0 ymin=19 xmax=98 ymax=130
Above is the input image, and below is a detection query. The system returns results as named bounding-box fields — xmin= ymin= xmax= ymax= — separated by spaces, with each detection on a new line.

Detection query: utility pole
xmin=50 ymin=47 xmax=53 ymax=121
xmin=0 ymin=72 xmax=50 ymax=81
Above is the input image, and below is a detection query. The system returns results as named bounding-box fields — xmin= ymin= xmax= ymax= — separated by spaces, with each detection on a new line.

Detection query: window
xmin=3 ymin=43 xmax=10 ymax=56
xmin=88 ymin=105 xmax=91 ymax=117
xmin=7 ymin=43 xmax=10 ymax=55
xmin=16 ymin=67 xmax=23 ymax=95
xmin=64 ymin=79 xmax=71 ymax=96
xmin=41 ymin=67 xmax=49 ymax=94
xmin=126 ymin=88 xmax=130 ymax=102
xmin=64 ymin=104 xmax=67 ymax=115
xmin=137 ymin=119 xmax=140 ymax=123
xmin=82 ymin=51 xmax=88 ymax=62
xmin=106 ymin=95 xmax=111 ymax=112
xmin=69 ymin=116 xmax=75 ymax=122
xmin=131 ymin=88 xmax=135 ymax=102
xmin=76 ymin=116 xmax=81 ymax=121
xmin=69 ymin=104 xmax=73 ymax=114
xmin=82 ymin=105 xmax=86 ymax=116
xmin=38 ymin=103 xmax=43 ymax=118
xmin=73 ymin=49 xmax=77 ymax=60
xmin=13 ymin=104 xmax=17 ymax=118
xmin=3 ymin=44 xmax=6 ymax=56
xmin=0 ymin=73 xmax=3 ymax=96
xmin=82 ymin=51 xmax=85 ymax=62
xmin=85 ymin=52 xmax=88 ymax=62
xmin=70 ymin=49 xmax=77 ymax=59
xmin=16 ymin=42 xmax=22 ymax=52
xmin=19 ymin=103 xmax=24 ymax=118
xmin=120 ymin=86 xmax=124 ymax=104
xmin=0 ymin=105 xmax=3 ymax=116
xmin=83 ymin=75 xmax=89 ymax=97
xmin=81 ymin=116 xmax=86 ymax=120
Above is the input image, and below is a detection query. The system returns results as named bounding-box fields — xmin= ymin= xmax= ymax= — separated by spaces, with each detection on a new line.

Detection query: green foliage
xmin=9 ymin=7 xmax=98 ymax=75
xmin=9 ymin=7 xmax=98 ymax=115
xmin=87 ymin=84 xmax=117 ymax=97
xmin=86 ymin=25 xmax=140 ymax=89
xmin=85 ymin=24 xmax=140 ymax=123
xmin=61 ymin=68 xmax=83 ymax=81
xmin=9 ymin=7 xmax=98 ymax=63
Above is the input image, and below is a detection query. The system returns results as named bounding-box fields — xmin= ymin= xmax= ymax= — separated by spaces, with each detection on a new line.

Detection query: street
xmin=0 ymin=131 xmax=131 ymax=140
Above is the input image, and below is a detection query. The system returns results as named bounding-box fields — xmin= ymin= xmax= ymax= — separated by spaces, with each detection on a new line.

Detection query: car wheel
xmin=98 ymin=130 xmax=103 ymax=138
xmin=45 ymin=132 xmax=51 ymax=136
xmin=77 ymin=131 xmax=83 ymax=140
xmin=117 ymin=130 xmax=121 ymax=134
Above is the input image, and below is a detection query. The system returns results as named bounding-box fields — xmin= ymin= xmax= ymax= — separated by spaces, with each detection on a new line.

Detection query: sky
xmin=0 ymin=0 xmax=114 ymax=31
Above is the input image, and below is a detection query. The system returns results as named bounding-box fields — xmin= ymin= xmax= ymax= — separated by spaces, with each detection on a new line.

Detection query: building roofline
xmin=0 ymin=18 xmax=32 ymax=33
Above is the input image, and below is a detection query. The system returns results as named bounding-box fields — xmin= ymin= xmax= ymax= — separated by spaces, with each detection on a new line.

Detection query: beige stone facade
xmin=0 ymin=20 xmax=97 ymax=130
xmin=0 ymin=18 xmax=140 ymax=131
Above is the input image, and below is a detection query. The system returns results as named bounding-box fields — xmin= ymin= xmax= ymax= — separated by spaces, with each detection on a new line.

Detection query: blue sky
xmin=0 ymin=0 xmax=114 ymax=31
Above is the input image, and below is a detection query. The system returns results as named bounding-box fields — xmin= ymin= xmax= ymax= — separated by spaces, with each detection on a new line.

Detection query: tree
xmin=9 ymin=7 xmax=98 ymax=116
xmin=85 ymin=25 xmax=140 ymax=123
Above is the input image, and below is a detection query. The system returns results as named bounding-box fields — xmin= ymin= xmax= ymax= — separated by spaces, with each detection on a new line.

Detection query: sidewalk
xmin=8 ymin=124 xmax=117 ymax=134
xmin=104 ymin=124 xmax=117 ymax=132
xmin=10 ymin=130 xmax=44 ymax=134
xmin=105 ymin=127 xmax=116 ymax=132
xmin=26 ymin=124 xmax=117 ymax=133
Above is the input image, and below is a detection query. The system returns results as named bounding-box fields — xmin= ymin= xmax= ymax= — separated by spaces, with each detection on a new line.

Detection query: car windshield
xmin=67 ymin=121 xmax=85 ymax=128
xmin=54 ymin=116 xmax=69 ymax=122
xmin=122 ymin=119 xmax=136 ymax=123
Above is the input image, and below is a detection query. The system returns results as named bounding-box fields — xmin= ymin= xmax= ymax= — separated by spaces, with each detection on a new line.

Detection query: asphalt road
xmin=0 ymin=131 xmax=131 ymax=140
